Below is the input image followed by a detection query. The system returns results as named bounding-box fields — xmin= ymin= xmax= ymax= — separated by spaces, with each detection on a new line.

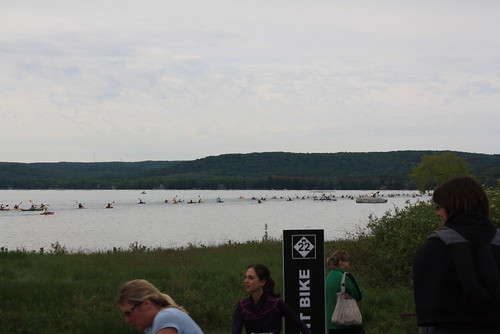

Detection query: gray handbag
xmin=331 ymin=272 xmax=362 ymax=326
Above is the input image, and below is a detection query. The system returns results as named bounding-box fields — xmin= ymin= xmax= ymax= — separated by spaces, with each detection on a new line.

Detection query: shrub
xmin=351 ymin=183 xmax=499 ymax=288
xmin=352 ymin=200 xmax=436 ymax=287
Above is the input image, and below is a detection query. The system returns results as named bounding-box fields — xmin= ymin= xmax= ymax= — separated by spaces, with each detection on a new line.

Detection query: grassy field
xmin=0 ymin=240 xmax=417 ymax=334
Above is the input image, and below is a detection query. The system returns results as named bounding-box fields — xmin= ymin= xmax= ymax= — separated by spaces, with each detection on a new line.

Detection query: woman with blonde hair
xmin=326 ymin=250 xmax=365 ymax=334
xmin=116 ymin=279 xmax=203 ymax=334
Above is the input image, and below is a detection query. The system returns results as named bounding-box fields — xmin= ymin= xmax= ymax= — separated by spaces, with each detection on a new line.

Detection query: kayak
xmin=40 ymin=211 xmax=54 ymax=215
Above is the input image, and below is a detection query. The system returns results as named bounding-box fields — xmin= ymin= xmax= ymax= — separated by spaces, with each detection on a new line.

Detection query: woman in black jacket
xmin=413 ymin=176 xmax=500 ymax=334
xmin=232 ymin=263 xmax=311 ymax=334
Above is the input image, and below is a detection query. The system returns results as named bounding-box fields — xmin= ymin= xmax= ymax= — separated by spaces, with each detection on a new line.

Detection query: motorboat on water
xmin=355 ymin=190 xmax=388 ymax=203
xmin=355 ymin=197 xmax=387 ymax=203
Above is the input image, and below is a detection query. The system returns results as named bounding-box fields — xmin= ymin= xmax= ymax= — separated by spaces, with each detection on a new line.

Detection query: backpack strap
xmin=430 ymin=226 xmax=500 ymax=306
xmin=430 ymin=226 xmax=468 ymax=245
xmin=491 ymin=229 xmax=500 ymax=246
xmin=431 ymin=226 xmax=500 ymax=246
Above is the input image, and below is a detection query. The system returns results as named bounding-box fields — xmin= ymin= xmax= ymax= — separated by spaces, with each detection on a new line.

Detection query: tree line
xmin=0 ymin=151 xmax=498 ymax=190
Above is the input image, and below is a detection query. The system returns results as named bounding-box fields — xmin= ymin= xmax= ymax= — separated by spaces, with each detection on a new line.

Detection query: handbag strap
xmin=340 ymin=272 xmax=348 ymax=293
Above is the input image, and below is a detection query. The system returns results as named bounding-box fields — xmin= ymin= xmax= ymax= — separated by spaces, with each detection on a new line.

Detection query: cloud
xmin=1 ymin=0 xmax=499 ymax=162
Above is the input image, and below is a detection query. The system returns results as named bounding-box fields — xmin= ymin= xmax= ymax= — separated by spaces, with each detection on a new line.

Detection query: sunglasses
xmin=123 ymin=302 xmax=143 ymax=317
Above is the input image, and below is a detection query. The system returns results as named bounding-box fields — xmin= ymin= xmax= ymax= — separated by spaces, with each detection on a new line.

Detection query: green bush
xmin=488 ymin=181 xmax=500 ymax=228
xmin=353 ymin=200 xmax=437 ymax=287
xmin=349 ymin=183 xmax=499 ymax=288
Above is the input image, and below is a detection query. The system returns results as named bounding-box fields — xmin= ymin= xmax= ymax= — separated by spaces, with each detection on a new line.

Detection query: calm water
xmin=0 ymin=189 xmax=428 ymax=252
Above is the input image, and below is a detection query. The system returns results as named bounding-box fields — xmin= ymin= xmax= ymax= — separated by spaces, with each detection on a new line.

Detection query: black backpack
xmin=431 ymin=227 xmax=500 ymax=306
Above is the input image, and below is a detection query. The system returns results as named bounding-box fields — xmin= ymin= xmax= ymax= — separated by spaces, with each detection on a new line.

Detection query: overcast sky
xmin=1 ymin=0 xmax=499 ymax=162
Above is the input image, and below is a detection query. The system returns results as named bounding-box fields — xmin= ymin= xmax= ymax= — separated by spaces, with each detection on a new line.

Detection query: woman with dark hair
xmin=414 ymin=176 xmax=500 ymax=333
xmin=231 ymin=263 xmax=311 ymax=334
xmin=325 ymin=250 xmax=365 ymax=334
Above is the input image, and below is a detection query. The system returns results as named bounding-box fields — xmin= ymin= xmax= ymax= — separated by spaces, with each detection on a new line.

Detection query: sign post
xmin=283 ymin=229 xmax=325 ymax=333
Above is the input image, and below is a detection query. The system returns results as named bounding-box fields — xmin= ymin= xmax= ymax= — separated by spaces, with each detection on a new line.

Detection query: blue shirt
xmin=144 ymin=308 xmax=203 ymax=334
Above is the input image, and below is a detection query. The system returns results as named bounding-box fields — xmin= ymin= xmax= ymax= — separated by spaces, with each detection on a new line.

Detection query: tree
xmin=410 ymin=152 xmax=470 ymax=192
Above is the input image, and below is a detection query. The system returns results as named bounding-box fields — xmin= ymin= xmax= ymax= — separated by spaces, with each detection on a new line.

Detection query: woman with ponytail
xmin=117 ymin=279 xmax=203 ymax=334
xmin=326 ymin=250 xmax=365 ymax=334
xmin=232 ymin=263 xmax=311 ymax=334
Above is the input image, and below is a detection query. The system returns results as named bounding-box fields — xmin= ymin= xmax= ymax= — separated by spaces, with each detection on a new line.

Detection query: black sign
xmin=283 ymin=229 xmax=325 ymax=334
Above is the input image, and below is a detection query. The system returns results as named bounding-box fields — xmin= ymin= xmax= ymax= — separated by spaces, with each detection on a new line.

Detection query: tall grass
xmin=0 ymin=240 xmax=416 ymax=334
xmin=0 ymin=241 xmax=291 ymax=334
xmin=1 ymin=184 xmax=497 ymax=334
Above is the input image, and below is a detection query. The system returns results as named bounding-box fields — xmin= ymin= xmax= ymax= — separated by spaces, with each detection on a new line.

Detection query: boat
xmin=313 ymin=194 xmax=337 ymax=201
xmin=40 ymin=211 xmax=54 ymax=215
xmin=187 ymin=197 xmax=204 ymax=204
xmin=355 ymin=197 xmax=388 ymax=203
xmin=23 ymin=202 xmax=49 ymax=211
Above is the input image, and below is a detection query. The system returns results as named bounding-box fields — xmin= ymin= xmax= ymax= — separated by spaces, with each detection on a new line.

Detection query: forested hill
xmin=0 ymin=151 xmax=498 ymax=190
xmin=148 ymin=151 xmax=499 ymax=189
xmin=152 ymin=151 xmax=497 ymax=177
xmin=0 ymin=161 xmax=181 ymax=189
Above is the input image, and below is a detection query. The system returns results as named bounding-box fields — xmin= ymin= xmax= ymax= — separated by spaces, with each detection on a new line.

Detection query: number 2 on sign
xmin=297 ymin=240 xmax=311 ymax=251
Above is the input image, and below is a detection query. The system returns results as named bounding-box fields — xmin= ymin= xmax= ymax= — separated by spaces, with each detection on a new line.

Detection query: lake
xmin=0 ymin=189 xmax=428 ymax=252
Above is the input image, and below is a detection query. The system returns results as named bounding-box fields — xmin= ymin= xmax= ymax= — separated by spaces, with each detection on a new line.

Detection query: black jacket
xmin=232 ymin=293 xmax=311 ymax=334
xmin=413 ymin=213 xmax=500 ymax=328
